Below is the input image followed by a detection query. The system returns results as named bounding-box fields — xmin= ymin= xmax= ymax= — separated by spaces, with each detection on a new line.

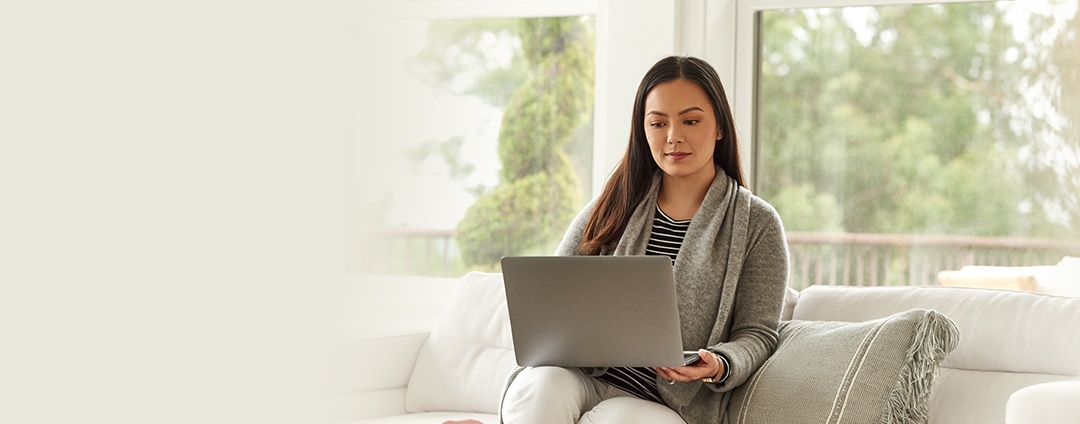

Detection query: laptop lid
xmin=500 ymin=255 xmax=685 ymax=368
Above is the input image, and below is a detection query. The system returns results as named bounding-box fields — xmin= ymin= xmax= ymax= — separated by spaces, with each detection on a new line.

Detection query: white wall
xmin=0 ymin=1 xmax=355 ymax=422
xmin=592 ymin=0 xmax=678 ymax=192
xmin=592 ymin=0 xmax=743 ymax=194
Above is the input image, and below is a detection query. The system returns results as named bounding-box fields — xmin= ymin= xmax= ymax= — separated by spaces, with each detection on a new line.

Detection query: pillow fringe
xmin=882 ymin=310 xmax=960 ymax=424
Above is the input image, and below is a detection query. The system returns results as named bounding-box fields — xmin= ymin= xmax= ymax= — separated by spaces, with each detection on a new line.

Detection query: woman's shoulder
xmin=737 ymin=186 xmax=784 ymax=225
xmin=737 ymin=186 xmax=778 ymax=212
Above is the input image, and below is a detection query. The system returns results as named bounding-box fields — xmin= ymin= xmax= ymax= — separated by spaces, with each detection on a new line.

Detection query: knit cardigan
xmin=553 ymin=168 xmax=790 ymax=424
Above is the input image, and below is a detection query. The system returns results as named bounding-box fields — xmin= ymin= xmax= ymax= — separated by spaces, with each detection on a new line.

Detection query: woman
xmin=452 ymin=55 xmax=789 ymax=424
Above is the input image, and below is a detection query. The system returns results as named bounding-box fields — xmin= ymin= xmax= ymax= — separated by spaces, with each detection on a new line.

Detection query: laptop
xmin=500 ymin=255 xmax=697 ymax=368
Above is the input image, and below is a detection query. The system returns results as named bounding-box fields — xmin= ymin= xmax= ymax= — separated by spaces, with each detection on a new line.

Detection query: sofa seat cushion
xmin=405 ymin=272 xmax=516 ymax=415
xmin=728 ymin=309 xmax=958 ymax=424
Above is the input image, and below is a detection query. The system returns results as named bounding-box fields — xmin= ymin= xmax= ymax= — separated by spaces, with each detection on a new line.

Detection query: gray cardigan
xmin=554 ymin=169 xmax=790 ymax=424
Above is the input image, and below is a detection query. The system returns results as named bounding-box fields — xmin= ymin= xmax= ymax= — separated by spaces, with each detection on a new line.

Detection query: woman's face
xmin=643 ymin=78 xmax=720 ymax=183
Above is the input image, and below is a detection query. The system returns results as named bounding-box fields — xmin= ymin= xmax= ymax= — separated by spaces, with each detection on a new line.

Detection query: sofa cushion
xmin=1006 ymin=380 xmax=1080 ymax=424
xmin=404 ymin=272 xmax=516 ymax=414
xmin=728 ymin=309 xmax=958 ymax=424
xmin=792 ymin=285 xmax=1080 ymax=377
xmin=932 ymin=368 xmax=1074 ymax=424
xmin=781 ymin=286 xmax=799 ymax=321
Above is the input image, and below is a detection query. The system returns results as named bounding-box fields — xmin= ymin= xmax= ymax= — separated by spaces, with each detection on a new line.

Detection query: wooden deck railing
xmin=783 ymin=232 xmax=1078 ymax=290
xmin=357 ymin=229 xmax=1080 ymax=288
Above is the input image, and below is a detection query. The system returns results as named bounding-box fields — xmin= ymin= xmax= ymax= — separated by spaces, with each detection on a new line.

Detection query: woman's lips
xmin=666 ymin=151 xmax=690 ymax=160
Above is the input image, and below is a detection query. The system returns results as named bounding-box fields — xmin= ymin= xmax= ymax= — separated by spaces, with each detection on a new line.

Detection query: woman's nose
xmin=667 ymin=131 xmax=683 ymax=144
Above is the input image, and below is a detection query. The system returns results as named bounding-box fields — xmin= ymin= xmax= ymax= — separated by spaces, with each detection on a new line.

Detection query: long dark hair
xmin=578 ymin=55 xmax=744 ymax=255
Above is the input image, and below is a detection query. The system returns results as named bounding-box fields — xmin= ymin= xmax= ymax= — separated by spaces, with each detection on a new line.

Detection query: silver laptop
xmin=500 ymin=255 xmax=692 ymax=368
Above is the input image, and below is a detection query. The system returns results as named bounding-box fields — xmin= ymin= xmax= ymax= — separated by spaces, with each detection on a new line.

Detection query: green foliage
xmin=454 ymin=155 xmax=580 ymax=267
xmin=770 ymin=183 xmax=843 ymax=232
xmin=757 ymin=3 xmax=1079 ymax=240
xmin=450 ymin=17 xmax=594 ymax=268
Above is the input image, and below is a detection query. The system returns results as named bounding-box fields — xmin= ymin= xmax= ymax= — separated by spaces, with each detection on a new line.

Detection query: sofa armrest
xmin=323 ymin=331 xmax=429 ymax=421
xmin=325 ymin=331 xmax=429 ymax=393
xmin=1006 ymin=380 xmax=1080 ymax=424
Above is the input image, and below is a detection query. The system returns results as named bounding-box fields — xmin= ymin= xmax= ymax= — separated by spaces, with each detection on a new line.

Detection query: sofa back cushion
xmin=793 ymin=285 xmax=1080 ymax=376
xmin=405 ymin=272 xmax=516 ymax=414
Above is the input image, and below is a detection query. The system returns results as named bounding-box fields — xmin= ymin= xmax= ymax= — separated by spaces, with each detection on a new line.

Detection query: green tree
xmin=757 ymin=3 xmax=1077 ymax=241
xmin=1017 ymin=5 xmax=1080 ymax=236
xmin=455 ymin=17 xmax=594 ymax=268
xmin=410 ymin=17 xmax=595 ymax=269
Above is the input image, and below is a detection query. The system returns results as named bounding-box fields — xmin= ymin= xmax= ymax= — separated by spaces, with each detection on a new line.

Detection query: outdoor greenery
xmin=388 ymin=3 xmax=1078 ymax=278
xmin=755 ymin=2 xmax=1080 ymax=286
xmin=757 ymin=2 xmax=1079 ymax=241
xmin=410 ymin=17 xmax=595 ymax=270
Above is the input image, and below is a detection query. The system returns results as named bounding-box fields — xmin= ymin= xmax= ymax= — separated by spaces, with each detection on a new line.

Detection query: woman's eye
xmin=684 ymin=119 xmax=699 ymax=125
xmin=650 ymin=122 xmax=666 ymax=128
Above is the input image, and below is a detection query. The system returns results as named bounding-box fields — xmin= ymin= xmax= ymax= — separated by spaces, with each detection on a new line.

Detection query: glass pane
xmin=355 ymin=16 xmax=596 ymax=276
xmin=756 ymin=1 xmax=1080 ymax=288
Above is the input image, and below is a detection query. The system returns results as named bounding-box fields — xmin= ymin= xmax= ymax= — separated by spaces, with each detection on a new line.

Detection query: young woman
xmin=450 ymin=55 xmax=789 ymax=424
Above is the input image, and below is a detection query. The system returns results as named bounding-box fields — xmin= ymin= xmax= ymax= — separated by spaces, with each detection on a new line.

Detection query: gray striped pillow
xmin=728 ymin=309 xmax=959 ymax=424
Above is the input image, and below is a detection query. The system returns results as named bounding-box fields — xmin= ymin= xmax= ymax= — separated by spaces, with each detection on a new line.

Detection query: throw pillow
xmin=728 ymin=309 xmax=959 ymax=424
xmin=405 ymin=272 xmax=517 ymax=414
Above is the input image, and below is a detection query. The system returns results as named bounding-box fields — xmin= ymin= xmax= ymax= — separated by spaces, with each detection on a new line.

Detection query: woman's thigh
xmin=501 ymin=367 xmax=603 ymax=424
xmin=578 ymin=396 xmax=686 ymax=424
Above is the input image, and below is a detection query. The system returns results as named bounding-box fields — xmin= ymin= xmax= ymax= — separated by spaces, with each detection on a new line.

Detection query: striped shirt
xmin=645 ymin=206 xmax=690 ymax=262
xmin=595 ymin=206 xmax=689 ymax=403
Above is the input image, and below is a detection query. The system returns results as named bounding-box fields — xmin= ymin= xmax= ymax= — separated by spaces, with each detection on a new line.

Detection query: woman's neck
xmin=657 ymin=168 xmax=715 ymax=221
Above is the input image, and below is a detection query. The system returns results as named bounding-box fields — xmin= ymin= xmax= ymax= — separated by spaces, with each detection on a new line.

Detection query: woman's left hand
xmin=655 ymin=349 xmax=723 ymax=383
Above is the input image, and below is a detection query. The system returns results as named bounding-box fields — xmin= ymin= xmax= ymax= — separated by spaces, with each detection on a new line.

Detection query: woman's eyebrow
xmin=646 ymin=106 xmax=705 ymax=117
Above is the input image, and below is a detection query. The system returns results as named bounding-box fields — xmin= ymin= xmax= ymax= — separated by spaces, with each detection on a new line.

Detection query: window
xmin=745 ymin=0 xmax=1080 ymax=288
xmin=355 ymin=3 xmax=597 ymax=276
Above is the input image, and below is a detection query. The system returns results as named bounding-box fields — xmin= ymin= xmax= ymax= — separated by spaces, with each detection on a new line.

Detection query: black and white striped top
xmin=595 ymin=206 xmax=689 ymax=403
xmin=645 ymin=206 xmax=690 ymax=262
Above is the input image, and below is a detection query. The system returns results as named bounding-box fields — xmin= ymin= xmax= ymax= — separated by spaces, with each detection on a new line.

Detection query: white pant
xmin=500 ymin=367 xmax=686 ymax=424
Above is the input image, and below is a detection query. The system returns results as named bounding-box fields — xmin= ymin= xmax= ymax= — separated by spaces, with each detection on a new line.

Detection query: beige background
xmin=1 ymin=1 xmax=363 ymax=422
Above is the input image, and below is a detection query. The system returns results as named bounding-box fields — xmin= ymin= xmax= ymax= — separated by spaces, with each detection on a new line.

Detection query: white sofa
xmin=324 ymin=269 xmax=1080 ymax=424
